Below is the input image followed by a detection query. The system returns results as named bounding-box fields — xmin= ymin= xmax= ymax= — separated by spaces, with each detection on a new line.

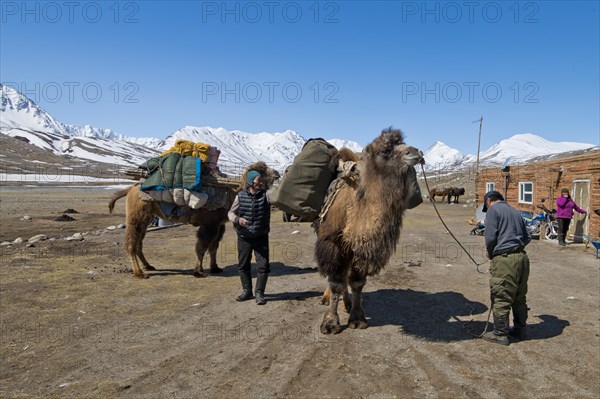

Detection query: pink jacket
xmin=556 ymin=196 xmax=586 ymax=219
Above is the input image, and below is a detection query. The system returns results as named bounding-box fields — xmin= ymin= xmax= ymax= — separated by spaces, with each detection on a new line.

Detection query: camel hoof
xmin=133 ymin=273 xmax=148 ymax=279
xmin=319 ymin=297 xmax=330 ymax=306
xmin=143 ymin=265 xmax=156 ymax=271
xmin=210 ymin=266 xmax=223 ymax=274
xmin=348 ymin=316 xmax=368 ymax=330
xmin=194 ymin=271 xmax=208 ymax=278
xmin=320 ymin=318 xmax=342 ymax=335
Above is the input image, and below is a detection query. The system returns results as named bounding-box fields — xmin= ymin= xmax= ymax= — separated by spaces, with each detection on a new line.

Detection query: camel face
xmin=396 ymin=145 xmax=424 ymax=167
xmin=364 ymin=131 xmax=424 ymax=174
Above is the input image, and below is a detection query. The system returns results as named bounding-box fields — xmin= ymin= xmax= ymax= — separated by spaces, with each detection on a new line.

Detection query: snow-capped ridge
xmin=1 ymin=85 xmax=595 ymax=173
xmin=423 ymin=133 xmax=595 ymax=170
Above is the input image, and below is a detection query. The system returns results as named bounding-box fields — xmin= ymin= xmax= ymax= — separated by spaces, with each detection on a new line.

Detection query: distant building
xmin=477 ymin=148 xmax=600 ymax=240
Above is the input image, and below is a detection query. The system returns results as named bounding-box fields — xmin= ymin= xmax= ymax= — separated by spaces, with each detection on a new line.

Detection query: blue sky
xmin=1 ymin=0 xmax=599 ymax=153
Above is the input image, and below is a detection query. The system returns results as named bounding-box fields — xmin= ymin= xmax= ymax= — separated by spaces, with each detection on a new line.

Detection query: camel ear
xmin=363 ymin=143 xmax=374 ymax=159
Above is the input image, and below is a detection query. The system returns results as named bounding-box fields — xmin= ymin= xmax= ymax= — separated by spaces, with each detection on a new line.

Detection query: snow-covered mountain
xmin=477 ymin=133 xmax=595 ymax=164
xmin=1 ymin=84 xmax=68 ymax=135
xmin=0 ymin=84 xmax=363 ymax=172
xmin=161 ymin=126 xmax=307 ymax=172
xmin=1 ymin=84 xmax=160 ymax=166
xmin=424 ymin=134 xmax=596 ymax=170
xmin=423 ymin=141 xmax=468 ymax=168
xmin=1 ymin=84 xmax=595 ymax=175
xmin=327 ymin=139 xmax=364 ymax=153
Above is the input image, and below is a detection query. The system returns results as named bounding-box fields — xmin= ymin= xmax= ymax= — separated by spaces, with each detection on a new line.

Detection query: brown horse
xmin=429 ymin=187 xmax=451 ymax=203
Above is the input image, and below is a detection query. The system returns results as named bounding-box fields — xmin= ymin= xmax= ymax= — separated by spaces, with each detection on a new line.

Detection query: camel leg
xmin=320 ymin=286 xmax=332 ymax=305
xmin=136 ymin=229 xmax=156 ymax=271
xmin=347 ymin=268 xmax=368 ymax=329
xmin=207 ymin=224 xmax=225 ymax=274
xmin=342 ymin=287 xmax=352 ymax=313
xmin=194 ymin=223 xmax=223 ymax=277
xmin=321 ymin=285 xmax=351 ymax=312
xmin=320 ymin=277 xmax=345 ymax=334
xmin=193 ymin=238 xmax=208 ymax=278
xmin=125 ymin=222 xmax=148 ymax=279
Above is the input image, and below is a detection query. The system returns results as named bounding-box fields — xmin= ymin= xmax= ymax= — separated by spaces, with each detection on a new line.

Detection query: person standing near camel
xmin=482 ymin=191 xmax=531 ymax=346
xmin=228 ymin=170 xmax=271 ymax=305
xmin=556 ymin=188 xmax=587 ymax=246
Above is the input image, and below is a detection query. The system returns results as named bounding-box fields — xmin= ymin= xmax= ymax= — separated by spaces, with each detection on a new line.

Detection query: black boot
xmin=482 ymin=315 xmax=510 ymax=346
xmin=255 ymin=273 xmax=268 ymax=305
xmin=558 ymin=234 xmax=566 ymax=246
xmin=236 ymin=269 xmax=254 ymax=302
xmin=509 ymin=304 xmax=528 ymax=340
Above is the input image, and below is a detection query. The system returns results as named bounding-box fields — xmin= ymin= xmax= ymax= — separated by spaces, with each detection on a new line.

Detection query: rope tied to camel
xmin=419 ymin=163 xmax=488 ymax=273
xmin=419 ymin=164 xmax=493 ymax=337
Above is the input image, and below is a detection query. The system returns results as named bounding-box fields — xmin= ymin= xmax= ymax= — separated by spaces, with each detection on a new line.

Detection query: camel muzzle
xmin=401 ymin=146 xmax=425 ymax=166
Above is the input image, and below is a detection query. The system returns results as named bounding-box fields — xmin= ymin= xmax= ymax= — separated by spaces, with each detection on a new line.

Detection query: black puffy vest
xmin=235 ymin=189 xmax=270 ymax=238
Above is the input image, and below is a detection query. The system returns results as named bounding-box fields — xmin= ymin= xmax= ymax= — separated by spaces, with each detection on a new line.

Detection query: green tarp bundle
xmin=270 ymin=138 xmax=338 ymax=220
xmin=140 ymin=153 xmax=202 ymax=192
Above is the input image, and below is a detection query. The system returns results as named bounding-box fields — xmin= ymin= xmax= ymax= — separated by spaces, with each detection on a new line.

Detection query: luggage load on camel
xmin=136 ymin=140 xmax=226 ymax=210
xmin=270 ymin=138 xmax=425 ymax=222
xmin=270 ymin=138 xmax=339 ymax=221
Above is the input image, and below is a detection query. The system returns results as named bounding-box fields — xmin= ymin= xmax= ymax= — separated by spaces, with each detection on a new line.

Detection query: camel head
xmin=363 ymin=127 xmax=424 ymax=173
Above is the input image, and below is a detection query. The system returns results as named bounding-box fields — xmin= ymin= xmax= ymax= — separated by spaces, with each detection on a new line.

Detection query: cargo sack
xmin=140 ymin=153 xmax=202 ymax=192
xmin=404 ymin=165 xmax=423 ymax=209
xmin=146 ymin=188 xmax=209 ymax=209
xmin=271 ymin=138 xmax=338 ymax=220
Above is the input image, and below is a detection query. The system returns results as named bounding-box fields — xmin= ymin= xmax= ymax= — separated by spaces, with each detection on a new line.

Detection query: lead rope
xmin=419 ymin=164 xmax=492 ymax=338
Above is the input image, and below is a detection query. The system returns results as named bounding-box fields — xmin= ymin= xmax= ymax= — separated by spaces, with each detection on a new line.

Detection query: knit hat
xmin=246 ymin=170 xmax=261 ymax=187
xmin=561 ymin=188 xmax=569 ymax=194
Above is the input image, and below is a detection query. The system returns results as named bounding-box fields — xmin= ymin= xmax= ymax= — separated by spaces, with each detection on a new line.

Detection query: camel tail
xmin=108 ymin=185 xmax=135 ymax=216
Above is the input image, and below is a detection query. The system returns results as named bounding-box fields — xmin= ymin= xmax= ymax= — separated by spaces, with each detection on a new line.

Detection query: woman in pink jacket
xmin=556 ymin=188 xmax=587 ymax=246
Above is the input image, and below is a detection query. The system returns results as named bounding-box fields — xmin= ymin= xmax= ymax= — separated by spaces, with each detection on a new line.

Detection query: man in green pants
xmin=482 ymin=191 xmax=531 ymax=346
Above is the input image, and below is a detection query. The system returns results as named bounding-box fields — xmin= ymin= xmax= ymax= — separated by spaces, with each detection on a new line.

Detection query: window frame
xmin=518 ymin=182 xmax=533 ymax=204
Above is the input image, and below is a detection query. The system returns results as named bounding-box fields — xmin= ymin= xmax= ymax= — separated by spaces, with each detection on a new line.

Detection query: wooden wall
xmin=477 ymin=150 xmax=600 ymax=238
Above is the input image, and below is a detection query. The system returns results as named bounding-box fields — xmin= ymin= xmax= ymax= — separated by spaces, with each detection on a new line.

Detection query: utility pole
xmin=473 ymin=116 xmax=483 ymax=206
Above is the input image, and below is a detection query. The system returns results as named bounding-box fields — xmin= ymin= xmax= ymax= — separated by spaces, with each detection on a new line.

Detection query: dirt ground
xmin=0 ymin=186 xmax=598 ymax=399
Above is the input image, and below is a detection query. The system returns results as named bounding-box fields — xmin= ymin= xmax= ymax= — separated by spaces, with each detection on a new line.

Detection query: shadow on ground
xmin=360 ymin=288 xmax=568 ymax=342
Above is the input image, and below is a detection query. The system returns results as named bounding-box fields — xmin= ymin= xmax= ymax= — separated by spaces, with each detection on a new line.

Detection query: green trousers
xmin=489 ymin=251 xmax=530 ymax=319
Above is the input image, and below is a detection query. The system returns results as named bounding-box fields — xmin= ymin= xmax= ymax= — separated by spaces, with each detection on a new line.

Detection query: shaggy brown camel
xmin=108 ymin=162 xmax=275 ymax=279
xmin=315 ymin=128 xmax=424 ymax=334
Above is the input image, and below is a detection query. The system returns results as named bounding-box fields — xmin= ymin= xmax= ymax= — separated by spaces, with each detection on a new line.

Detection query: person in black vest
xmin=228 ymin=170 xmax=271 ymax=305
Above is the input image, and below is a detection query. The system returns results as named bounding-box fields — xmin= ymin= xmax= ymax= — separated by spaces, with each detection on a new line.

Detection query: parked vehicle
xmin=470 ymin=222 xmax=485 ymax=236
xmin=470 ymin=200 xmax=558 ymax=239
xmin=521 ymin=200 xmax=558 ymax=240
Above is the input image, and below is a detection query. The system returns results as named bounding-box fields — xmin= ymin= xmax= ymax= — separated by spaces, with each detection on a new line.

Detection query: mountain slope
xmin=1 ymin=84 xmax=595 ymax=175
xmin=423 ymin=134 xmax=596 ymax=170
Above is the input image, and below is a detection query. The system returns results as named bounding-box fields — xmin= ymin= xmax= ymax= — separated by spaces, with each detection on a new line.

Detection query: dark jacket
xmin=485 ymin=201 xmax=531 ymax=259
xmin=229 ymin=189 xmax=271 ymax=238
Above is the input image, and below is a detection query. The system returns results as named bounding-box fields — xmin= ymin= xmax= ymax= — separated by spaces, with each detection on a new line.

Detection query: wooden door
xmin=569 ymin=180 xmax=590 ymax=242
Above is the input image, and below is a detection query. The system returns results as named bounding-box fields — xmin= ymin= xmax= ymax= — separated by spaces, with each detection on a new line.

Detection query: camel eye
xmin=378 ymin=149 xmax=391 ymax=158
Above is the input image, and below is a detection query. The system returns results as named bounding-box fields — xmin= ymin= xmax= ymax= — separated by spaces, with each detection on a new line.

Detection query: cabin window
xmin=519 ymin=182 xmax=533 ymax=204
